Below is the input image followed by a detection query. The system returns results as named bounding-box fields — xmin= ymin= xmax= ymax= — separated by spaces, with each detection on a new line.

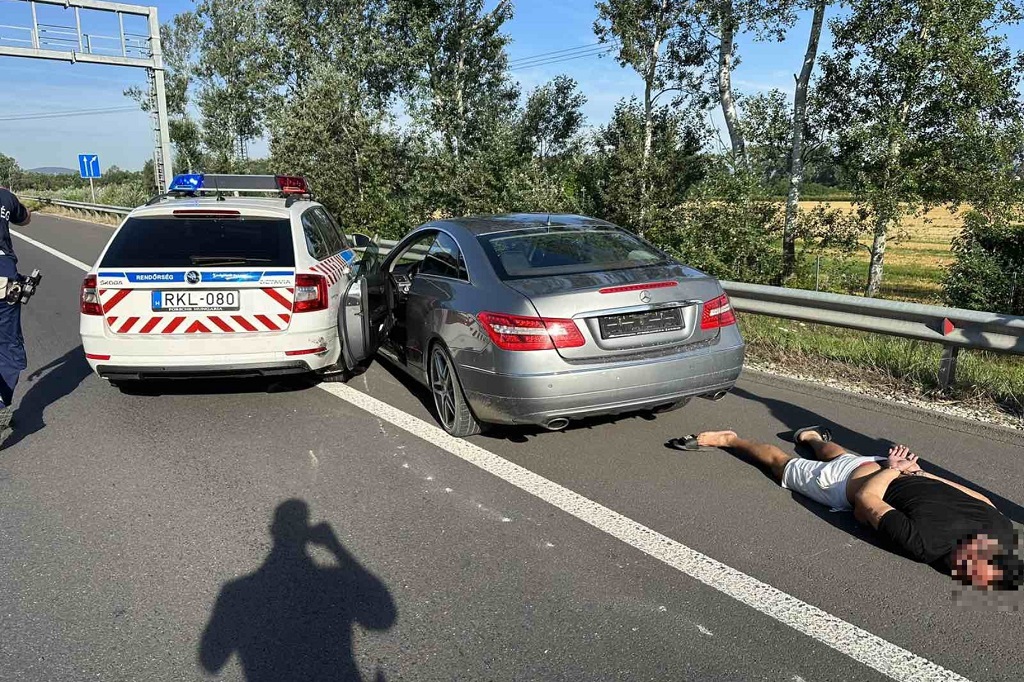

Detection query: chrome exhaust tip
xmin=703 ymin=390 xmax=729 ymax=402
xmin=544 ymin=418 xmax=570 ymax=431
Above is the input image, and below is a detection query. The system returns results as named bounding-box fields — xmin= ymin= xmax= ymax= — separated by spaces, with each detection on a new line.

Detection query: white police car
xmin=79 ymin=174 xmax=374 ymax=383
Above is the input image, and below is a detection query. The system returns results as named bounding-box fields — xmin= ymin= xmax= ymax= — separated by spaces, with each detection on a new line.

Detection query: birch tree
xmin=689 ymin=0 xmax=798 ymax=169
xmin=819 ymin=0 xmax=1024 ymax=297
xmin=594 ymin=0 xmax=709 ymax=235
xmin=782 ymin=0 xmax=827 ymax=274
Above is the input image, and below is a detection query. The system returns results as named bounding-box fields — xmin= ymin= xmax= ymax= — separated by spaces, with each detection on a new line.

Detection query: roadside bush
xmin=651 ymin=172 xmax=863 ymax=287
xmin=943 ymin=211 xmax=1024 ymax=315
xmin=787 ymin=202 xmax=867 ymax=294
xmin=36 ymin=182 xmax=149 ymax=209
xmin=650 ymin=171 xmax=784 ymax=285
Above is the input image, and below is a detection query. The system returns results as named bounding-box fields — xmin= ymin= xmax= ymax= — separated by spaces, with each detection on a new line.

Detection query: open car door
xmin=340 ymin=238 xmax=386 ymax=371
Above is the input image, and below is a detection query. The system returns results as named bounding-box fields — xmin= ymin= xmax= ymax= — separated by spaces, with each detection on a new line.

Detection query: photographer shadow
xmin=6 ymin=346 xmax=92 ymax=449
xmin=199 ymin=499 xmax=397 ymax=682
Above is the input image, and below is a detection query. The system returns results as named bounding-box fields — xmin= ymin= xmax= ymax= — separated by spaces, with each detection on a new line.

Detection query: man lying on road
xmin=691 ymin=427 xmax=1023 ymax=591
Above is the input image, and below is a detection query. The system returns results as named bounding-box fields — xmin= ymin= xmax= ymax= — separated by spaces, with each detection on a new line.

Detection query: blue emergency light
xmin=166 ymin=173 xmax=309 ymax=196
xmin=168 ymin=173 xmax=205 ymax=192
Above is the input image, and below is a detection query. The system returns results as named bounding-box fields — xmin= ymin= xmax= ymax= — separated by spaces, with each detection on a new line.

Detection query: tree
xmin=782 ymin=0 xmax=827 ymax=275
xmin=271 ymin=65 xmax=415 ymax=238
xmin=944 ymin=210 xmax=1024 ymax=315
xmin=125 ymin=12 xmax=204 ymax=174
xmin=518 ymin=76 xmax=587 ymax=166
xmin=402 ymin=0 xmax=518 ymax=158
xmin=819 ymin=0 xmax=1024 ymax=297
xmin=594 ymin=0 xmax=710 ymax=235
xmin=587 ymin=97 xmax=708 ymax=235
xmin=261 ymin=0 xmax=407 ymax=106
xmin=685 ymin=0 xmax=799 ymax=168
xmin=251 ymin=0 xmax=417 ymax=234
xmin=740 ymin=89 xmax=791 ymax=184
xmin=394 ymin=0 xmax=526 ymax=220
xmin=0 ymin=153 xmax=21 ymax=190
xmin=194 ymin=0 xmax=273 ymax=167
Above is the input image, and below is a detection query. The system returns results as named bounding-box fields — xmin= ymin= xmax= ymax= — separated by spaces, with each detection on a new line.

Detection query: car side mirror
xmin=351 ymin=233 xmax=372 ymax=249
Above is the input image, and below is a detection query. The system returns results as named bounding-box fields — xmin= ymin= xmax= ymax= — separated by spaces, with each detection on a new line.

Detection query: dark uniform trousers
xmin=0 ymin=257 xmax=26 ymax=407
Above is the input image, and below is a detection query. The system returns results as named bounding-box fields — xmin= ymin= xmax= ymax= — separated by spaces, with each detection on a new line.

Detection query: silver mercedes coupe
xmin=340 ymin=214 xmax=745 ymax=437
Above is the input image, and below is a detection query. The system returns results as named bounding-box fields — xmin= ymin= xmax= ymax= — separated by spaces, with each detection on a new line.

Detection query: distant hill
xmin=28 ymin=167 xmax=77 ymax=175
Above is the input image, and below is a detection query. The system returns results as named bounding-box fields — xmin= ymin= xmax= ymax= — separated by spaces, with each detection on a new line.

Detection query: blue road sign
xmin=78 ymin=154 xmax=101 ymax=179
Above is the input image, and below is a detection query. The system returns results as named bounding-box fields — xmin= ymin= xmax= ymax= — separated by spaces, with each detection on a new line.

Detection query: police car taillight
xmin=81 ymin=275 xmax=103 ymax=316
xmin=293 ymin=273 xmax=328 ymax=313
xmin=276 ymin=175 xmax=309 ymax=195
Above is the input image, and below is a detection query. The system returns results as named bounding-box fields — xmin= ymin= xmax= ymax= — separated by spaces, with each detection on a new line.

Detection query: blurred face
xmin=951 ymin=535 xmax=1003 ymax=589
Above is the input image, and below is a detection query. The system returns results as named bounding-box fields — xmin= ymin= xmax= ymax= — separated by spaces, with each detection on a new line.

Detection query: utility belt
xmin=0 ymin=270 xmax=42 ymax=305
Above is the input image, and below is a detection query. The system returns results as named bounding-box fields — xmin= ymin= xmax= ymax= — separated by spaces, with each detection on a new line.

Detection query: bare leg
xmin=697 ymin=430 xmax=794 ymax=483
xmin=796 ymin=428 xmax=847 ymax=462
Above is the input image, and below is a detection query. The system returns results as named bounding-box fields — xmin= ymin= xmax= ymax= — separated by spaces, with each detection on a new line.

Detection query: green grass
xmin=740 ymin=312 xmax=1024 ymax=419
xmin=798 ymin=248 xmax=950 ymax=304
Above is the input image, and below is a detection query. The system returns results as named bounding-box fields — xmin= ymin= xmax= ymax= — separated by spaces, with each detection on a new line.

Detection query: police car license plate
xmin=152 ymin=290 xmax=240 ymax=312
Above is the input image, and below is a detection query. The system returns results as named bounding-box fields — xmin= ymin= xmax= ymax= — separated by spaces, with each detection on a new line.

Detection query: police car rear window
xmin=100 ymin=216 xmax=295 ymax=268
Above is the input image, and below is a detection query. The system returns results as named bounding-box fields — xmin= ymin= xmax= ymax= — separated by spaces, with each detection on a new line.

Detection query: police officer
xmin=0 ymin=187 xmax=31 ymax=442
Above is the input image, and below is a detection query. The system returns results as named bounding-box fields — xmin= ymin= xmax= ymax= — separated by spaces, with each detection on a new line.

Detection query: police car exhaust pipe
xmin=544 ymin=418 xmax=570 ymax=431
xmin=702 ymin=390 xmax=729 ymax=402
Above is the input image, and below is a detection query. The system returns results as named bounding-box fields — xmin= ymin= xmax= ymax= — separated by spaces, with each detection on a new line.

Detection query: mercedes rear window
xmin=478 ymin=228 xmax=668 ymax=280
xmin=100 ymin=216 xmax=295 ymax=268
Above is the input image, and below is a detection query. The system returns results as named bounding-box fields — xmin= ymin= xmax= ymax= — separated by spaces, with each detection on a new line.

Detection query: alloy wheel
xmin=430 ymin=348 xmax=457 ymax=432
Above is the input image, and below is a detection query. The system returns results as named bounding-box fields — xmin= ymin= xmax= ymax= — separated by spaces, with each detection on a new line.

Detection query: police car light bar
xmin=167 ymin=173 xmax=311 ymax=196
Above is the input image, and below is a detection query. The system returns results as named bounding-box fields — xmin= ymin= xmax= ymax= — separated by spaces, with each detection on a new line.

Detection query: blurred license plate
xmin=152 ymin=290 xmax=239 ymax=312
xmin=599 ymin=308 xmax=683 ymax=339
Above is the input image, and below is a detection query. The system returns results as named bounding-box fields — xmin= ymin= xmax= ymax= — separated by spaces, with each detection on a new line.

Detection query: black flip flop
xmin=666 ymin=434 xmax=708 ymax=451
xmin=791 ymin=425 xmax=833 ymax=444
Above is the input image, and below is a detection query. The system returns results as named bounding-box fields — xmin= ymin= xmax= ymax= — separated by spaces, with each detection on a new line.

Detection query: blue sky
xmin=0 ymin=0 xmax=1018 ymax=172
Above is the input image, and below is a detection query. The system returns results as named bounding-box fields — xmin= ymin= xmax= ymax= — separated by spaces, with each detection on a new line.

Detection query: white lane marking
xmin=11 ymin=230 xmax=92 ymax=272
xmin=318 ymin=381 xmax=970 ymax=682
xmin=18 ymin=234 xmax=969 ymax=682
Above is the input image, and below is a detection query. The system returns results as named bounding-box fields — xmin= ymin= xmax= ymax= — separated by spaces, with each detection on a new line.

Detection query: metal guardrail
xmin=24 ymin=195 xmax=132 ymax=216
xmin=723 ymin=281 xmax=1024 ymax=353
xmin=25 ymin=197 xmax=1024 ymax=388
xmin=722 ymin=281 xmax=1024 ymax=388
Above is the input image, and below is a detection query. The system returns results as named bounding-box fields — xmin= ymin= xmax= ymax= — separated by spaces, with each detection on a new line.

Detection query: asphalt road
xmin=1 ymin=212 xmax=1023 ymax=682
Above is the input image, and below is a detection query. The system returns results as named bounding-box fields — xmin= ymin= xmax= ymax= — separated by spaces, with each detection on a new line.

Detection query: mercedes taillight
xmin=477 ymin=312 xmax=586 ymax=351
xmin=701 ymin=293 xmax=736 ymax=330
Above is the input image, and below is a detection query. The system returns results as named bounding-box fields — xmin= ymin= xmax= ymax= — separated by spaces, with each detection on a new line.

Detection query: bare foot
xmin=697 ymin=430 xmax=738 ymax=448
xmin=796 ymin=428 xmax=825 ymax=444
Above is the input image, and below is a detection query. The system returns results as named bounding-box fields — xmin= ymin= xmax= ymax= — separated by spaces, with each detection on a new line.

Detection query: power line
xmin=509 ymin=44 xmax=618 ymax=70
xmin=512 ymin=46 xmax=612 ymax=68
xmin=508 ymin=43 xmax=616 ymax=69
xmin=507 ymin=41 xmax=606 ymax=66
xmin=0 ymin=105 xmax=140 ymax=122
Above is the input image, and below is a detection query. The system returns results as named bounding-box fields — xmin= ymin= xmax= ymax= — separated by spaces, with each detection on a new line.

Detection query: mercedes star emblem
xmin=639 ymin=290 xmax=651 ymax=303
